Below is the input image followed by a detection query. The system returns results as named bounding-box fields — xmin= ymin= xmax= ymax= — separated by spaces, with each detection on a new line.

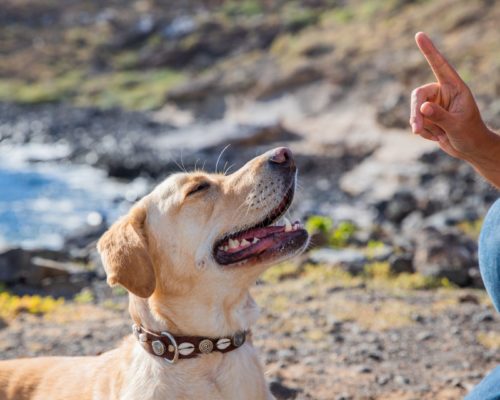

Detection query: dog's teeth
xmin=241 ymin=239 xmax=250 ymax=247
xmin=224 ymin=245 xmax=229 ymax=251
xmin=253 ymin=237 xmax=259 ymax=244
xmin=229 ymin=239 xmax=240 ymax=249
xmin=218 ymin=246 xmax=224 ymax=250
xmin=284 ymin=217 xmax=292 ymax=232
xmin=293 ymin=223 xmax=300 ymax=231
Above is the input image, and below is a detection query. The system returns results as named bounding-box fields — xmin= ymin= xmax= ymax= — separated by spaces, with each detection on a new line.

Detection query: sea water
xmin=0 ymin=144 xmax=148 ymax=249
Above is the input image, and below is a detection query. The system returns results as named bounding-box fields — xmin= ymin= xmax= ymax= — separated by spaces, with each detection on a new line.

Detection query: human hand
xmin=409 ymin=32 xmax=498 ymax=165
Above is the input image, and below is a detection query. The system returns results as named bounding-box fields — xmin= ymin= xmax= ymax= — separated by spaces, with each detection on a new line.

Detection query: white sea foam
xmin=0 ymin=143 xmax=151 ymax=249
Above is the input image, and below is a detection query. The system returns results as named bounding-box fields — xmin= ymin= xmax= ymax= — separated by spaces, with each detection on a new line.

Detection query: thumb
xmin=420 ymin=102 xmax=454 ymax=129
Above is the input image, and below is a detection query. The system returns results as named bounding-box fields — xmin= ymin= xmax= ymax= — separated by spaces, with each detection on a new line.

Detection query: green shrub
xmin=74 ymin=288 xmax=95 ymax=304
xmin=305 ymin=215 xmax=333 ymax=235
xmin=329 ymin=221 xmax=357 ymax=248
xmin=305 ymin=215 xmax=357 ymax=248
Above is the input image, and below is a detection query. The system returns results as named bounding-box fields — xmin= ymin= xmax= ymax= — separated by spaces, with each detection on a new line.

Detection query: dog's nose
xmin=268 ymin=147 xmax=294 ymax=168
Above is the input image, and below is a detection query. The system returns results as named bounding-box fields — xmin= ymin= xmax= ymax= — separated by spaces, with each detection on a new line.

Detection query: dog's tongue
xmin=215 ymin=229 xmax=304 ymax=265
xmin=237 ymin=225 xmax=285 ymax=241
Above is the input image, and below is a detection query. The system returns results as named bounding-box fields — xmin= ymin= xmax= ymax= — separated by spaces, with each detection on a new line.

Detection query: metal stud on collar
xmin=151 ymin=340 xmax=166 ymax=356
xmin=132 ymin=324 xmax=141 ymax=339
xmin=161 ymin=331 xmax=179 ymax=364
xmin=198 ymin=339 xmax=214 ymax=354
xmin=233 ymin=331 xmax=245 ymax=347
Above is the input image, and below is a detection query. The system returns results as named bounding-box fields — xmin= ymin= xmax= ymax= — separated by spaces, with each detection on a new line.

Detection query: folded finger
xmin=423 ymin=119 xmax=446 ymax=138
xmin=410 ymin=83 xmax=440 ymax=133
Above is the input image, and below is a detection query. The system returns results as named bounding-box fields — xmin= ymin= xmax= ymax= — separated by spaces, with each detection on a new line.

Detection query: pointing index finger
xmin=415 ymin=32 xmax=462 ymax=84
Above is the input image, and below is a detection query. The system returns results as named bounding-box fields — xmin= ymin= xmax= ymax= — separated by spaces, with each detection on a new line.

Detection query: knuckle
xmin=412 ymin=87 xmax=422 ymax=97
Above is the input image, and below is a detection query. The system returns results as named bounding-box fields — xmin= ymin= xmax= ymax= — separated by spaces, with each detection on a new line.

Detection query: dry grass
xmin=0 ymin=292 xmax=65 ymax=320
xmin=477 ymin=331 xmax=500 ymax=350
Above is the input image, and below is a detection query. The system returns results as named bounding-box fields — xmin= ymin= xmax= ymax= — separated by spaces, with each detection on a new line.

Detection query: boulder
xmin=255 ymin=63 xmax=323 ymax=100
xmin=0 ymin=248 xmax=33 ymax=284
xmin=376 ymin=190 xmax=418 ymax=225
xmin=0 ymin=247 xmax=94 ymax=298
xmin=308 ymin=248 xmax=367 ymax=274
xmin=413 ymin=227 xmax=478 ymax=286
xmin=375 ymin=91 xmax=409 ymax=129
xmin=388 ymin=253 xmax=414 ymax=274
xmin=270 ymin=380 xmax=300 ymax=400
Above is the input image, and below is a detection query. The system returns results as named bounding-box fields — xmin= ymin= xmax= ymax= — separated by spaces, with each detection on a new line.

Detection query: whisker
xmin=180 ymin=150 xmax=188 ymax=173
xmin=224 ymin=163 xmax=236 ymax=175
xmin=215 ymin=144 xmax=231 ymax=174
xmin=171 ymin=156 xmax=186 ymax=173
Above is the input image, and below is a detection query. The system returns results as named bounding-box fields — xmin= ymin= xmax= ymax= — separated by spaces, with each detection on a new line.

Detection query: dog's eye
xmin=186 ymin=182 xmax=210 ymax=196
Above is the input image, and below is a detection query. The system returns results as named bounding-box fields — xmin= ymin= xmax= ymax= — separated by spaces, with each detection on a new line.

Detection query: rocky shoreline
xmin=0 ymin=96 xmax=497 ymax=299
xmin=1 ymin=1 xmax=500 ymax=398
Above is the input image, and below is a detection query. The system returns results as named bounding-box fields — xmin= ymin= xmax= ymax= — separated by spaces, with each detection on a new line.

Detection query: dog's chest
xmin=121 ymin=344 xmax=271 ymax=400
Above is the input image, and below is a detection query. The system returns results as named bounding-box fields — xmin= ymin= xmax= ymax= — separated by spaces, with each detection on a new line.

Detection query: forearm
xmin=469 ymin=129 xmax=500 ymax=188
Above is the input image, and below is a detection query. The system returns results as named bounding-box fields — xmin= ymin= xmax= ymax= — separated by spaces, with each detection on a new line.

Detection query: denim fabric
xmin=479 ymin=199 xmax=500 ymax=312
xmin=465 ymin=199 xmax=500 ymax=400
xmin=465 ymin=366 xmax=500 ymax=400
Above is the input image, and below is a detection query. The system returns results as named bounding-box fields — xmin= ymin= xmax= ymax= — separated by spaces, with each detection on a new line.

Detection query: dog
xmin=0 ymin=147 xmax=309 ymax=400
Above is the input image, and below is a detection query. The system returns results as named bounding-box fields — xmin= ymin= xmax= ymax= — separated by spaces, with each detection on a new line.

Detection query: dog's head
xmin=97 ymin=147 xmax=309 ymax=332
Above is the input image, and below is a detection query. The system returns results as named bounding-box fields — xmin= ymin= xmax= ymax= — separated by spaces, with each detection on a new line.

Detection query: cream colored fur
xmin=0 ymin=148 xmax=306 ymax=400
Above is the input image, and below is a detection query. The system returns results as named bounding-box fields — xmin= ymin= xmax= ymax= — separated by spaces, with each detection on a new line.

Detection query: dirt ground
xmin=1 ymin=266 xmax=498 ymax=400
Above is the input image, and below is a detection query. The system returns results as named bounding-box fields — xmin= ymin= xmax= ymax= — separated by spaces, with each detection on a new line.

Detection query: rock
xmin=377 ymin=190 xmax=418 ymax=224
xmin=388 ymin=253 xmax=414 ymax=274
xmin=376 ymin=374 xmax=391 ymax=386
xmin=413 ymin=227 xmax=478 ymax=286
xmin=458 ymin=293 xmax=480 ymax=304
xmin=416 ymin=332 xmax=434 ymax=342
xmin=0 ymin=247 xmax=94 ymax=298
xmin=308 ymin=248 xmax=367 ymax=274
xmin=367 ymin=244 xmax=393 ymax=262
xmin=255 ymin=63 xmax=323 ymax=100
xmin=423 ymin=207 xmax=481 ymax=231
xmin=166 ymin=74 xmax=219 ymax=103
xmin=472 ymin=311 xmax=494 ymax=324
xmin=106 ymin=15 xmax=157 ymax=50
xmin=0 ymin=248 xmax=33 ymax=284
xmin=355 ymin=365 xmax=373 ymax=374
xmin=394 ymin=375 xmax=410 ymax=386
xmin=161 ymin=16 xmax=196 ymax=40
xmin=335 ymin=395 xmax=353 ymax=400
xmin=269 ymin=380 xmax=300 ymax=400
xmin=137 ymin=19 xmax=280 ymax=71
xmin=368 ymin=351 xmax=384 ymax=362
xmin=376 ymin=90 xmax=409 ymax=129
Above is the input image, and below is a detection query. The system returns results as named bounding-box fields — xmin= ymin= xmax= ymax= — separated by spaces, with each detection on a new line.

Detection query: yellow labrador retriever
xmin=0 ymin=147 xmax=309 ymax=400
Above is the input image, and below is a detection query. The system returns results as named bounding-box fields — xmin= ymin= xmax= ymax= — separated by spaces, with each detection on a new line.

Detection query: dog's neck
xmin=128 ymin=289 xmax=260 ymax=338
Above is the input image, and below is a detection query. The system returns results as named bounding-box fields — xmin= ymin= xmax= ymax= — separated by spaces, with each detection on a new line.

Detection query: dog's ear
xmin=97 ymin=203 xmax=156 ymax=298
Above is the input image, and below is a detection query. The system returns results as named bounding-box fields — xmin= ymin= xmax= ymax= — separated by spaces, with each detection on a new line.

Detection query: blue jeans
xmin=465 ymin=199 xmax=500 ymax=400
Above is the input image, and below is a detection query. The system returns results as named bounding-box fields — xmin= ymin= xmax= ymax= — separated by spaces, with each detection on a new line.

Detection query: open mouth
xmin=214 ymin=184 xmax=309 ymax=266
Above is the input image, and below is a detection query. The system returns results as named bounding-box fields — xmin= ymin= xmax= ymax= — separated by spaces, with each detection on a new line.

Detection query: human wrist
xmin=468 ymin=127 xmax=500 ymax=187
xmin=467 ymin=126 xmax=500 ymax=168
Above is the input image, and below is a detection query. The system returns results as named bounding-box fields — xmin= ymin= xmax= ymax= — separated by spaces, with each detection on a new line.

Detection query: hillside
xmin=1 ymin=1 xmax=499 ymax=399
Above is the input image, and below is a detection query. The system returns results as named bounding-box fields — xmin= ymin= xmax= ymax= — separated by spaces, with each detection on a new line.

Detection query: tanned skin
xmin=410 ymin=32 xmax=500 ymax=188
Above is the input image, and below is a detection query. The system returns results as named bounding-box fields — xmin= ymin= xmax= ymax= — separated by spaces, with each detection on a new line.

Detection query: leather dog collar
xmin=132 ymin=324 xmax=249 ymax=364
